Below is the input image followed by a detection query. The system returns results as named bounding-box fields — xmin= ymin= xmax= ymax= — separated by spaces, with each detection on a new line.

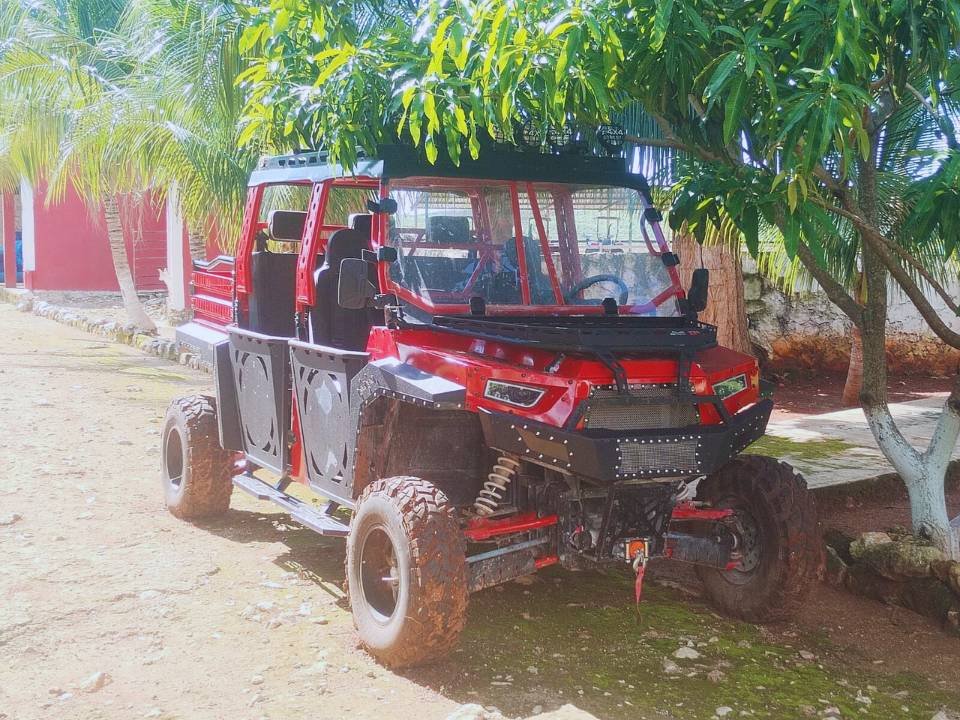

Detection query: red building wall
xmin=25 ymin=183 xmax=167 ymax=292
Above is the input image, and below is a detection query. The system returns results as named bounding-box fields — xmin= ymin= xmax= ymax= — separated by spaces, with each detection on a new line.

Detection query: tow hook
xmin=624 ymin=539 xmax=650 ymax=604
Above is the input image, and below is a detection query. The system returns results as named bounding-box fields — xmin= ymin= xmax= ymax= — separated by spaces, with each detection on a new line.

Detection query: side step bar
xmin=232 ymin=474 xmax=350 ymax=537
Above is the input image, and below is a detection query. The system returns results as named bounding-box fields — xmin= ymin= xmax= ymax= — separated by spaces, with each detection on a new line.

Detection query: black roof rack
xmin=249 ymin=144 xmax=652 ymax=198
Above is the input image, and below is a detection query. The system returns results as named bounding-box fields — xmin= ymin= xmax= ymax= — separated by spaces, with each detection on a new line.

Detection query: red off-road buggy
xmin=161 ymin=143 xmax=820 ymax=667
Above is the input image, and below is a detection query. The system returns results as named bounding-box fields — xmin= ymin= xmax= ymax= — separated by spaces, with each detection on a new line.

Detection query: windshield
xmin=385 ymin=179 xmax=682 ymax=317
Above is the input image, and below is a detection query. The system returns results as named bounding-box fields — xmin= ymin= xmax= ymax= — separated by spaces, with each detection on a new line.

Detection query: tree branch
xmin=838 ymin=197 xmax=960 ymax=349
xmin=812 ymin=164 xmax=846 ymax=195
xmin=925 ymin=375 xmax=960 ymax=477
xmin=905 ymin=82 xmax=960 ymax=151
xmin=622 ymin=135 xmax=689 ymax=153
xmin=886 ymin=241 xmax=960 ymax=316
xmin=794 ymin=240 xmax=865 ymax=327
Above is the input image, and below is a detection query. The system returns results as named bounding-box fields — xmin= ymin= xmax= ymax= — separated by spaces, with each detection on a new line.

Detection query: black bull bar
xmin=478 ymin=399 xmax=772 ymax=483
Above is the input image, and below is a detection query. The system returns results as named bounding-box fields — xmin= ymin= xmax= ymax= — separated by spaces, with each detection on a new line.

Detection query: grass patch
xmin=744 ymin=434 xmax=858 ymax=461
xmin=407 ymin=568 xmax=960 ymax=720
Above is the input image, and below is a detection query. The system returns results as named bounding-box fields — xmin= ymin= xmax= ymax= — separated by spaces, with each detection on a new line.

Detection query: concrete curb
xmin=810 ymin=461 xmax=960 ymax=504
xmin=0 ymin=287 xmax=212 ymax=374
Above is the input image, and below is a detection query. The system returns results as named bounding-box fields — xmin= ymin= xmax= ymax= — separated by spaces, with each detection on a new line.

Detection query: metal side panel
xmin=289 ymin=339 xmax=369 ymax=501
xmin=213 ymin=340 xmax=243 ymax=451
xmin=228 ymin=328 xmax=291 ymax=473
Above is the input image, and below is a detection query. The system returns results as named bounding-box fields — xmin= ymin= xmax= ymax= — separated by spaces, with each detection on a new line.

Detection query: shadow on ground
xmin=200 ymin=508 xmax=960 ymax=720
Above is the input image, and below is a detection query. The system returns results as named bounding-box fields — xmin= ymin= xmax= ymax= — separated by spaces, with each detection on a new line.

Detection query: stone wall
xmin=743 ymin=256 xmax=960 ymax=376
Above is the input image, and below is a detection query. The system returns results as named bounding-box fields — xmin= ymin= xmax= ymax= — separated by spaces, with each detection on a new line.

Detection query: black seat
xmin=310 ymin=228 xmax=373 ymax=351
xmin=267 ymin=210 xmax=307 ymax=241
xmin=349 ymin=213 xmax=373 ymax=240
xmin=248 ymin=251 xmax=298 ymax=336
xmin=244 ymin=210 xmax=306 ymax=337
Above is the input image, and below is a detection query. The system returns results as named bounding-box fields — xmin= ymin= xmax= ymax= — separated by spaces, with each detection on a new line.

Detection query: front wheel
xmin=696 ymin=455 xmax=822 ymax=622
xmin=161 ymin=395 xmax=234 ymax=519
xmin=346 ymin=477 xmax=468 ymax=668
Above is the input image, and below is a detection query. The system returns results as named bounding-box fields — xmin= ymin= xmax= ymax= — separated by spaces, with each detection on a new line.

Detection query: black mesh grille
xmin=619 ymin=439 xmax=699 ymax=475
xmin=584 ymin=386 xmax=698 ymax=431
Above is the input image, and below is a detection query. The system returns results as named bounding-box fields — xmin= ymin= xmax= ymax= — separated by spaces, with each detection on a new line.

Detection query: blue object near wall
xmin=0 ymin=231 xmax=24 ymax=283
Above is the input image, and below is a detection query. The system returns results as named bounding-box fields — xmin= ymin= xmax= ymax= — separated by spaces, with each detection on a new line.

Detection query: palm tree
xmin=0 ymin=0 xmax=258 ymax=331
xmin=0 ymin=0 xmax=157 ymax=331
xmin=110 ymin=0 xmax=257 ymax=252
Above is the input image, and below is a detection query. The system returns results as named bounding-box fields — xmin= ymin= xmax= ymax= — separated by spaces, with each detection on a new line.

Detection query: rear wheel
xmin=347 ymin=477 xmax=468 ymax=668
xmin=696 ymin=455 xmax=821 ymax=622
xmin=161 ymin=395 xmax=234 ymax=519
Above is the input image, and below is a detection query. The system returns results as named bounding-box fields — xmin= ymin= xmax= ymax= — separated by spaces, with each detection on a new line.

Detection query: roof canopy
xmin=248 ymin=145 xmax=653 ymax=198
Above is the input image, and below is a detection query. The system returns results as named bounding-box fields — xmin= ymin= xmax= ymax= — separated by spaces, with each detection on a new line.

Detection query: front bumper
xmin=478 ymin=398 xmax=772 ymax=484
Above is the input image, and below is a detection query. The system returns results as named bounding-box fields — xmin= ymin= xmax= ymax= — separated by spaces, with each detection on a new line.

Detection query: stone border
xmin=0 ymin=288 xmax=211 ymax=373
xmin=813 ymin=462 xmax=960 ymax=635
xmin=823 ymin=528 xmax=960 ymax=636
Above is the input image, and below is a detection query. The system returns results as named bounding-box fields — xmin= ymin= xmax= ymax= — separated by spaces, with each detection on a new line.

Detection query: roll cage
xmin=232 ymin=146 xmax=686 ymax=333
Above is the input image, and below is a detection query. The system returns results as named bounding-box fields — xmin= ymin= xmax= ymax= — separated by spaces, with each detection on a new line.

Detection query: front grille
xmin=619 ymin=439 xmax=699 ymax=475
xmin=583 ymin=385 xmax=698 ymax=431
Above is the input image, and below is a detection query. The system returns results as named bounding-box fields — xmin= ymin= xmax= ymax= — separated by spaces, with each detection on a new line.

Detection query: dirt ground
xmin=769 ymin=371 xmax=954 ymax=419
xmin=1 ymin=303 xmax=959 ymax=720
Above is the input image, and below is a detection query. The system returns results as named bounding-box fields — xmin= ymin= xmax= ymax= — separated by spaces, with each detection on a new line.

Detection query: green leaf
xmin=239 ymin=24 xmax=267 ymax=55
xmin=314 ymin=50 xmax=351 ymax=87
xmin=652 ymin=0 xmax=675 ymax=50
xmin=237 ymin=117 xmax=263 ymax=148
xmin=782 ymin=212 xmax=800 ymax=258
xmin=555 ymin=27 xmax=580 ymax=84
xmin=409 ymin=107 xmax=423 ymax=145
xmin=468 ymin=127 xmax=481 ymax=159
xmin=272 ymin=10 xmax=290 ymax=34
xmin=431 ymin=16 xmax=456 ymax=55
xmin=787 ymin=179 xmax=798 ymax=212
xmin=453 ymin=105 xmax=469 ymax=135
xmin=400 ymin=84 xmax=417 ymax=110
xmin=741 ymin=205 xmax=759 ymax=256
xmin=424 ymin=92 xmax=439 ymax=133
xmin=723 ymin=75 xmax=747 ymax=145
xmin=705 ymin=53 xmax=738 ymax=99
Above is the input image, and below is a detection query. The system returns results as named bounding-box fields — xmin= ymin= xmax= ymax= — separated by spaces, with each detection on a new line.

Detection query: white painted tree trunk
xmin=103 ymin=196 xmax=157 ymax=334
xmin=863 ymin=400 xmax=960 ymax=559
xmin=162 ymin=185 xmax=186 ymax=314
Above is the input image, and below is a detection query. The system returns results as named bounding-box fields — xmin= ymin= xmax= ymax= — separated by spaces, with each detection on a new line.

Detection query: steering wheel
xmin=564 ymin=274 xmax=629 ymax=306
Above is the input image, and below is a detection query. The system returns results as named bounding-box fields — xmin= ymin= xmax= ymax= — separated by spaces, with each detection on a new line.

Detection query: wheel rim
xmin=721 ymin=502 xmax=763 ymax=585
xmin=359 ymin=525 xmax=400 ymax=623
xmin=163 ymin=427 xmax=185 ymax=490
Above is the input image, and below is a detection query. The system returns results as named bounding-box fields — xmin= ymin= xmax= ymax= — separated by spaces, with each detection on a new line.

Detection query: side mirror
xmin=338 ymin=258 xmax=377 ymax=310
xmin=377 ymin=246 xmax=398 ymax=263
xmin=687 ymin=268 xmax=710 ymax=315
xmin=366 ymin=197 xmax=398 ymax=215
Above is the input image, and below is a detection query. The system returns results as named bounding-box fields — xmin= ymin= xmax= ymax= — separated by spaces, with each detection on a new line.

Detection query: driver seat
xmin=309 ymin=228 xmax=372 ymax=351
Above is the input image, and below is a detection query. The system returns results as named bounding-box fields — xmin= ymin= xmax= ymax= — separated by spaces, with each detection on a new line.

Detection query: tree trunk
xmin=188 ymin=228 xmax=206 ymax=261
xmin=103 ymin=195 xmax=157 ymax=334
xmin=855 ymin=200 xmax=958 ymax=557
xmin=675 ymin=231 xmax=753 ymax=355
xmin=862 ymin=396 xmax=960 ymax=559
xmin=841 ymin=325 xmax=863 ymax=407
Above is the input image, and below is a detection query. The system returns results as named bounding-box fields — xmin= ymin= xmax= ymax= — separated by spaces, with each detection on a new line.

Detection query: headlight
xmin=713 ymin=374 xmax=748 ymax=400
xmin=484 ymin=380 xmax=545 ymax=408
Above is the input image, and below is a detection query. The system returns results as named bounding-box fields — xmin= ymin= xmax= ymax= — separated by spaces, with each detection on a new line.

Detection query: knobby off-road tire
xmin=347 ymin=477 xmax=468 ymax=668
xmin=696 ymin=455 xmax=822 ymax=622
xmin=161 ymin=395 xmax=234 ymax=519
